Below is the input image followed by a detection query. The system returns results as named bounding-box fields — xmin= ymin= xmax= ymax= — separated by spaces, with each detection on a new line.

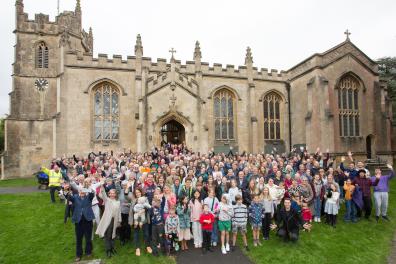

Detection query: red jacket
xmin=200 ymin=212 xmax=215 ymax=231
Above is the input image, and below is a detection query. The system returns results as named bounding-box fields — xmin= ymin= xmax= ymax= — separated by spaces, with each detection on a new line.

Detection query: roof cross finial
xmin=344 ymin=29 xmax=351 ymax=41
xmin=169 ymin=47 xmax=176 ymax=62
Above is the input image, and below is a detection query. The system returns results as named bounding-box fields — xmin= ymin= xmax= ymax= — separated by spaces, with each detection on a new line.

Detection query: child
xmin=203 ymin=188 xmax=220 ymax=246
xmin=199 ymin=204 xmax=215 ymax=254
xmin=218 ymin=195 xmax=233 ymax=254
xmin=164 ymin=207 xmax=180 ymax=255
xmin=177 ymin=195 xmax=191 ymax=251
xmin=232 ymin=194 xmax=249 ymax=251
xmin=301 ymin=202 xmax=312 ymax=231
xmin=189 ymin=190 xmax=203 ymax=248
xmin=249 ymin=194 xmax=264 ymax=246
xmin=343 ymin=179 xmax=356 ymax=222
xmin=134 ymin=196 xmax=151 ymax=228
xmin=150 ymin=198 xmax=165 ymax=256
xmin=291 ymin=195 xmax=302 ymax=214
xmin=324 ymin=184 xmax=340 ymax=228
xmin=260 ymin=187 xmax=274 ymax=240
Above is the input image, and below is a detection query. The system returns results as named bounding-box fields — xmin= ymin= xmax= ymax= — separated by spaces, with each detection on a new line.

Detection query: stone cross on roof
xmin=169 ymin=48 xmax=176 ymax=61
xmin=344 ymin=29 xmax=351 ymax=41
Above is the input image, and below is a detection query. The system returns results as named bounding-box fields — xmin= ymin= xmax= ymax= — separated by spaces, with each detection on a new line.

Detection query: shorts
xmin=232 ymin=224 xmax=247 ymax=233
xmin=250 ymin=222 xmax=262 ymax=229
xmin=218 ymin=220 xmax=231 ymax=232
xmin=178 ymin=228 xmax=191 ymax=240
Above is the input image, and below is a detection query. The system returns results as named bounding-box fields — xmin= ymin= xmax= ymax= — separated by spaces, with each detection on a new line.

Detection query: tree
xmin=377 ymin=57 xmax=396 ymax=122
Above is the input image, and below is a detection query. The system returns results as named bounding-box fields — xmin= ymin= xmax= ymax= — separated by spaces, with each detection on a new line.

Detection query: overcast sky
xmin=0 ymin=0 xmax=395 ymax=117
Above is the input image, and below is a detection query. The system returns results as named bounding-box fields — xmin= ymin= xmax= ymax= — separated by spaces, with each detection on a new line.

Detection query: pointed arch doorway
xmin=160 ymin=120 xmax=185 ymax=145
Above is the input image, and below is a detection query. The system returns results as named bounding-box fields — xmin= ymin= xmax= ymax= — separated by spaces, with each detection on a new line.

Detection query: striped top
xmin=232 ymin=203 xmax=248 ymax=226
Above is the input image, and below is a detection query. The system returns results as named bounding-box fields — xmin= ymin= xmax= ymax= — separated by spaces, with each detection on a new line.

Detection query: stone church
xmin=3 ymin=0 xmax=395 ymax=177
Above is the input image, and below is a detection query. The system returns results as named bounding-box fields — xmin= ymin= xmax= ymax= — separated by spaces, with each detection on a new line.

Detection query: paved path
xmin=177 ymin=244 xmax=252 ymax=264
xmin=0 ymin=186 xmax=46 ymax=194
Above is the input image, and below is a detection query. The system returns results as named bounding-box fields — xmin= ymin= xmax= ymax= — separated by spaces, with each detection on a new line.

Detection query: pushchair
xmin=34 ymin=171 xmax=49 ymax=190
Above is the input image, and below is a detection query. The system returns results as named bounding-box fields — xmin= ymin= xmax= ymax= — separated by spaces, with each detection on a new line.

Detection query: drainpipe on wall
xmin=286 ymin=83 xmax=292 ymax=151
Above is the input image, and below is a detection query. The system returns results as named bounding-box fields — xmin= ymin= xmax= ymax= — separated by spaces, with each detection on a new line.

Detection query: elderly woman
xmin=96 ymin=180 xmax=121 ymax=258
xmin=300 ymin=176 xmax=314 ymax=215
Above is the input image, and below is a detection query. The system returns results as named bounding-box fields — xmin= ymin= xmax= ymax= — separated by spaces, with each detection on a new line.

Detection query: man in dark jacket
xmin=352 ymin=169 xmax=380 ymax=220
xmin=70 ymin=188 xmax=95 ymax=262
xmin=273 ymin=198 xmax=309 ymax=242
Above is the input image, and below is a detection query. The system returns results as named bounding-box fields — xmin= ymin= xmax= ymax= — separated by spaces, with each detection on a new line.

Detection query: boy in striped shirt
xmin=231 ymin=194 xmax=249 ymax=251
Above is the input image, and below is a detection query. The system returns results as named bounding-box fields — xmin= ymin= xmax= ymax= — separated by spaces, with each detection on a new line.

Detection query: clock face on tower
xmin=34 ymin=78 xmax=49 ymax=92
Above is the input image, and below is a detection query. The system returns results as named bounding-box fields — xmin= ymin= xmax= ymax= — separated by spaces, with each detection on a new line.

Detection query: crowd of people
xmin=40 ymin=144 xmax=395 ymax=262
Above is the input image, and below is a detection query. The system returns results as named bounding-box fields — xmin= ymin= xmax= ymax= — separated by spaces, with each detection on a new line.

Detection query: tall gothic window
xmin=93 ymin=82 xmax=119 ymax=141
xmin=36 ymin=42 xmax=49 ymax=68
xmin=263 ymin=92 xmax=282 ymax=140
xmin=338 ymin=75 xmax=360 ymax=137
xmin=214 ymin=89 xmax=235 ymax=140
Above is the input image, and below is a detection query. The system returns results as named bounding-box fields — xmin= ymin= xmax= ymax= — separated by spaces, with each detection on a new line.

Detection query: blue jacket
xmin=70 ymin=192 xmax=95 ymax=224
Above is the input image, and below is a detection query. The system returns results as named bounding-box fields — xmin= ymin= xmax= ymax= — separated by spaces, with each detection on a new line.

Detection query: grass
xmin=1 ymin=181 xmax=396 ymax=264
xmin=243 ymin=179 xmax=396 ymax=264
xmin=0 ymin=177 xmax=37 ymax=187
xmin=0 ymin=192 xmax=175 ymax=264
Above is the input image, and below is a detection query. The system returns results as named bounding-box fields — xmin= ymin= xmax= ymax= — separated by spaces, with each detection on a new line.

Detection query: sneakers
xmin=146 ymin=246 xmax=153 ymax=254
xmin=317 ymin=217 xmax=321 ymax=223
xmin=221 ymin=246 xmax=227 ymax=254
xmin=382 ymin=215 xmax=390 ymax=221
xmin=245 ymin=246 xmax=250 ymax=251
xmin=135 ymin=248 xmax=141 ymax=256
xmin=212 ymin=242 xmax=217 ymax=247
xmin=253 ymin=240 xmax=257 ymax=247
xmin=225 ymin=243 xmax=230 ymax=252
xmin=257 ymin=240 xmax=262 ymax=246
xmin=376 ymin=216 xmax=380 ymax=223
xmin=231 ymin=245 xmax=236 ymax=252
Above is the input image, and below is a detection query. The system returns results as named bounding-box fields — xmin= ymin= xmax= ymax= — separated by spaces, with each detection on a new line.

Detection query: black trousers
xmin=151 ymin=224 xmax=164 ymax=254
xmin=64 ymin=203 xmax=74 ymax=223
xmin=75 ymin=216 xmax=93 ymax=258
xmin=104 ymin=218 xmax=115 ymax=251
xmin=262 ymin=213 xmax=272 ymax=239
xmin=49 ymin=186 xmax=61 ymax=203
xmin=277 ymin=228 xmax=298 ymax=242
xmin=202 ymin=230 xmax=212 ymax=250
xmin=119 ymin=213 xmax=131 ymax=242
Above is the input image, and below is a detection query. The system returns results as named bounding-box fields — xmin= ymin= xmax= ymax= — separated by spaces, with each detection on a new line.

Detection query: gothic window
xmin=338 ymin=75 xmax=360 ymax=137
xmin=214 ymin=89 xmax=235 ymax=140
xmin=93 ymin=82 xmax=119 ymax=141
xmin=263 ymin=92 xmax=282 ymax=140
xmin=36 ymin=42 xmax=49 ymax=68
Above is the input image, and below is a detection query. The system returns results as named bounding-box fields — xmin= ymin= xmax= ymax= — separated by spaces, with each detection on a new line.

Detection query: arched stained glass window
xmin=214 ymin=89 xmax=235 ymax=140
xmin=263 ymin=92 xmax=282 ymax=140
xmin=93 ymin=82 xmax=120 ymax=141
xmin=338 ymin=75 xmax=360 ymax=137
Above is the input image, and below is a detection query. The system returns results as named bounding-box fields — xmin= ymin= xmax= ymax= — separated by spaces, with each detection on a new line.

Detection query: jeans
xmin=75 ymin=216 xmax=93 ymax=258
xmin=211 ymin=219 xmax=218 ymax=243
xmin=49 ymin=186 xmax=61 ymax=203
xmin=344 ymin=200 xmax=356 ymax=221
xmin=374 ymin=192 xmax=389 ymax=217
xmin=151 ymin=224 xmax=165 ymax=254
xmin=277 ymin=228 xmax=298 ymax=242
xmin=313 ymin=197 xmax=322 ymax=218
xmin=133 ymin=223 xmax=150 ymax=249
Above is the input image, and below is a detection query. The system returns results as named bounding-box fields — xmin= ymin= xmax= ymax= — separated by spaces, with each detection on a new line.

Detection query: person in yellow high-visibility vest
xmin=41 ymin=163 xmax=63 ymax=203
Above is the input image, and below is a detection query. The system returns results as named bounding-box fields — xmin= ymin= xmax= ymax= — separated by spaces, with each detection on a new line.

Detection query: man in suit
xmin=70 ymin=188 xmax=95 ymax=262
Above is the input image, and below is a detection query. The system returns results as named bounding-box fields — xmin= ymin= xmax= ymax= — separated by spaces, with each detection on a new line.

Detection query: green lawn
xmin=1 ymin=181 xmax=396 ymax=264
xmin=0 ymin=177 xmax=37 ymax=187
xmin=0 ymin=192 xmax=174 ymax=264
xmin=243 ymin=179 xmax=396 ymax=264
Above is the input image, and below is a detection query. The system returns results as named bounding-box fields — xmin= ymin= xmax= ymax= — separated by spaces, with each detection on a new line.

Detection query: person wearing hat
xmin=352 ymin=169 xmax=380 ymax=220
xmin=70 ymin=187 xmax=95 ymax=262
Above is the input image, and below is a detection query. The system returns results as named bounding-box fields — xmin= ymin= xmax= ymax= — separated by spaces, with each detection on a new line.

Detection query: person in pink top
xmin=189 ymin=190 xmax=203 ymax=248
xmin=163 ymin=185 xmax=177 ymax=220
